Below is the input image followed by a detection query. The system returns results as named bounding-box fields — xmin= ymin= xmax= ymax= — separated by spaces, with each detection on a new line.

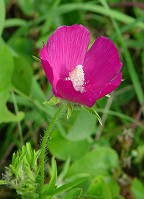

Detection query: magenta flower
xmin=40 ymin=25 xmax=122 ymax=107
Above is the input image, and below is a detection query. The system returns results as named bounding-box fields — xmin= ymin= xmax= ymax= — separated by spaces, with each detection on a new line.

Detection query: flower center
xmin=66 ymin=65 xmax=85 ymax=93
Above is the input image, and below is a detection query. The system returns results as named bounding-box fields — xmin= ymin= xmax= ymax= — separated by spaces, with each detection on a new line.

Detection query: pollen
xmin=67 ymin=65 xmax=85 ymax=93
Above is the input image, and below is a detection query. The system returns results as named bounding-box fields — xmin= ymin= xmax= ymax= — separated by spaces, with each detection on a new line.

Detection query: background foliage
xmin=0 ymin=0 xmax=144 ymax=198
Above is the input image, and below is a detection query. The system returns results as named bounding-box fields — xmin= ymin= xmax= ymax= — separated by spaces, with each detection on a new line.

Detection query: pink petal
xmin=84 ymin=36 xmax=122 ymax=89
xmin=56 ymin=79 xmax=96 ymax=107
xmin=96 ymin=72 xmax=122 ymax=99
xmin=56 ymin=73 xmax=122 ymax=107
xmin=45 ymin=25 xmax=90 ymax=78
xmin=40 ymin=47 xmax=53 ymax=84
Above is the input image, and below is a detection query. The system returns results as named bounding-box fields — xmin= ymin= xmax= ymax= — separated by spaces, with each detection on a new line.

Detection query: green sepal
xmin=32 ymin=55 xmax=40 ymax=62
xmin=66 ymin=103 xmax=74 ymax=120
xmin=81 ymin=106 xmax=102 ymax=125
xmin=43 ymin=96 xmax=60 ymax=106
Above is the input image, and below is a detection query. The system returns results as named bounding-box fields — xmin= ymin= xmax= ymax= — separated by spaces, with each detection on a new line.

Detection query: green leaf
xmin=0 ymin=0 xmax=5 ymax=36
xmin=131 ymin=178 xmax=144 ymax=199
xmin=100 ymin=0 xmax=144 ymax=115
xmin=81 ymin=106 xmax=102 ymax=125
xmin=55 ymin=3 xmax=144 ymax=30
xmin=52 ymin=177 xmax=88 ymax=196
xmin=23 ymin=164 xmax=35 ymax=181
xmin=49 ymin=131 xmax=90 ymax=161
xmin=106 ymin=177 xmax=121 ymax=198
xmin=4 ymin=18 xmax=27 ymax=28
xmin=9 ymin=165 xmax=17 ymax=176
xmin=67 ymin=146 xmax=119 ymax=177
xmin=87 ymin=176 xmax=112 ymax=199
xmin=18 ymin=0 xmax=35 ymax=16
xmin=3 ymin=142 xmax=40 ymax=194
xmin=43 ymin=158 xmax=57 ymax=196
xmin=66 ymin=110 xmax=96 ymax=140
xmin=0 ymin=45 xmax=24 ymax=123
xmin=12 ymin=56 xmax=33 ymax=95
xmin=25 ymin=142 xmax=33 ymax=165
xmin=63 ymin=188 xmax=82 ymax=199
xmin=59 ymin=158 xmax=71 ymax=180
xmin=31 ymin=77 xmax=46 ymax=103
xmin=8 ymin=37 xmax=33 ymax=57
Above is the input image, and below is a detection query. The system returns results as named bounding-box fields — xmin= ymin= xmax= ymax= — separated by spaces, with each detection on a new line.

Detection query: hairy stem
xmin=39 ymin=105 xmax=64 ymax=198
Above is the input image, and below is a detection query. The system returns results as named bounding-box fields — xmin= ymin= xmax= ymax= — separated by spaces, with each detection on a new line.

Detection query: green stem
xmin=39 ymin=105 xmax=64 ymax=198
xmin=11 ymin=91 xmax=24 ymax=146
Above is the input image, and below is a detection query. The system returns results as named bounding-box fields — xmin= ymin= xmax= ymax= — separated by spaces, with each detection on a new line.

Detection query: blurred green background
xmin=0 ymin=0 xmax=144 ymax=198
